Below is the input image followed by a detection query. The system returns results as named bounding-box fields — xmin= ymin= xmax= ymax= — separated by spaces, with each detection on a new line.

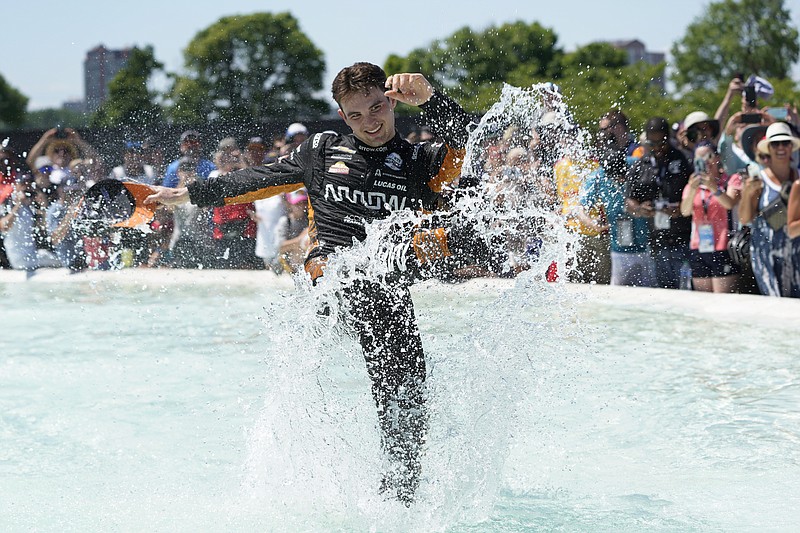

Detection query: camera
xmin=54 ymin=127 xmax=68 ymax=139
xmin=741 ymin=113 xmax=761 ymax=124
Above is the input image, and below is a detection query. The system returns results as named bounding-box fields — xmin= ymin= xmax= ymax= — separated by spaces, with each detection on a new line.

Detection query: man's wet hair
xmin=331 ymin=62 xmax=387 ymax=107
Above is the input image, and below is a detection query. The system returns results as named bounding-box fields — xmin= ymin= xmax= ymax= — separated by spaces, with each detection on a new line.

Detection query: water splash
xmin=243 ymin=82 xmax=598 ymax=531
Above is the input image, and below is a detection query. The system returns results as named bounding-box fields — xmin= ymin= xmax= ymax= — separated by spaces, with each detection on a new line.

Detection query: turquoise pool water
xmin=2 ymin=270 xmax=799 ymax=532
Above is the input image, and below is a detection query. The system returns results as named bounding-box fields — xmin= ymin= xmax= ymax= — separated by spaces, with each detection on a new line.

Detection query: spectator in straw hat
xmin=679 ymin=111 xmax=720 ymax=155
xmin=740 ymin=122 xmax=800 ymax=296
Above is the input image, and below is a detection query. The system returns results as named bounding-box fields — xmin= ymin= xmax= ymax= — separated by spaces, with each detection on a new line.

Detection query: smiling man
xmin=145 ymin=62 xmax=485 ymax=505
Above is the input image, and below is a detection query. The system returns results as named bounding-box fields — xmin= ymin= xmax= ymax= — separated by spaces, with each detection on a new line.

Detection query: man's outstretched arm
xmin=146 ymin=144 xmax=311 ymax=208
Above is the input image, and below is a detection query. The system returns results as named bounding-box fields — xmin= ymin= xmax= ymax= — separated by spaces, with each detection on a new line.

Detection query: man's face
xmin=646 ymin=131 xmax=669 ymax=158
xmin=599 ymin=118 xmax=626 ymax=148
xmin=180 ymin=138 xmax=201 ymax=157
xmin=338 ymin=87 xmax=397 ymax=147
xmin=598 ymin=118 xmax=615 ymax=146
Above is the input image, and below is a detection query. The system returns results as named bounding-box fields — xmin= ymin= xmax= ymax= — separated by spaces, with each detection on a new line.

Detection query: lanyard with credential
xmin=700 ymin=188 xmax=711 ymax=219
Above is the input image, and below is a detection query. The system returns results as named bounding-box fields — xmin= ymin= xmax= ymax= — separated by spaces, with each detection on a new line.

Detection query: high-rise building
xmin=84 ymin=45 xmax=131 ymax=112
xmin=607 ymin=40 xmax=666 ymax=90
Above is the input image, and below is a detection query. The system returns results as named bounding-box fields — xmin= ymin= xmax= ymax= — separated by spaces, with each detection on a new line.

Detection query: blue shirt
xmin=162 ymin=158 xmax=216 ymax=188
xmin=580 ymin=167 xmax=650 ymax=253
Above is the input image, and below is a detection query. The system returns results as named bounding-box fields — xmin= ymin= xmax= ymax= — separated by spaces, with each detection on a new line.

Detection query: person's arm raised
xmin=386 ymin=72 xmax=474 ymax=150
xmin=384 ymin=73 xmax=435 ymax=106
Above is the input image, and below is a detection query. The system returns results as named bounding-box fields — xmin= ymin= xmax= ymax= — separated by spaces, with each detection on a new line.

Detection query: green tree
xmin=560 ymin=62 xmax=697 ymax=133
xmin=671 ymin=0 xmax=800 ymax=91
xmin=554 ymin=43 xmax=686 ymax=132
xmin=559 ymin=42 xmax=628 ymax=73
xmin=386 ymin=21 xmax=563 ymax=113
xmin=91 ymin=45 xmax=164 ymax=129
xmin=21 ymin=108 xmax=89 ymax=130
xmin=0 ymin=73 xmax=29 ymax=128
xmin=168 ymin=12 xmax=329 ymax=124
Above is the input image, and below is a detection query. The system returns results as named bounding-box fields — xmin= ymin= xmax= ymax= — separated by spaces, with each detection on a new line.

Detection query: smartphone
xmin=744 ymin=86 xmax=757 ymax=108
xmin=741 ymin=113 xmax=761 ymax=124
xmin=766 ymin=107 xmax=788 ymax=120
xmin=694 ymin=157 xmax=707 ymax=174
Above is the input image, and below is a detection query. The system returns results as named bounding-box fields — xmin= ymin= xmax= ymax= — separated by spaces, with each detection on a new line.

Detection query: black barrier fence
xmin=0 ymin=116 xmax=423 ymax=168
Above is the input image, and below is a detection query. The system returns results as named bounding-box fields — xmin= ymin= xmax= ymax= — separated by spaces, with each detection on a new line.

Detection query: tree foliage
xmin=386 ymin=21 xmax=563 ymax=113
xmin=21 ymin=108 xmax=89 ymax=130
xmin=168 ymin=12 xmax=328 ymax=124
xmin=671 ymin=0 xmax=800 ymax=91
xmin=386 ymin=30 xmax=685 ymax=132
xmin=0 ymin=73 xmax=28 ymax=128
xmin=91 ymin=45 xmax=164 ymax=129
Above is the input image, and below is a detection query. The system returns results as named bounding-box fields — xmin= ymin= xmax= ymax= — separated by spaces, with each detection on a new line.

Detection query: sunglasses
xmin=769 ymin=139 xmax=793 ymax=147
xmin=645 ymin=139 xmax=668 ymax=147
xmin=757 ymin=153 xmax=771 ymax=161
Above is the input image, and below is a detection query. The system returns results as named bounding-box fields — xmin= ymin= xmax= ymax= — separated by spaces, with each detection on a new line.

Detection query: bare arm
xmin=787 ymin=181 xmax=800 ymax=239
xmin=680 ymin=176 xmax=701 ymax=217
xmin=714 ymin=78 xmax=744 ymax=135
xmin=574 ymin=205 xmax=610 ymax=234
xmin=50 ymin=201 xmax=83 ymax=245
xmin=26 ymin=128 xmax=57 ymax=169
xmin=625 ymin=198 xmax=655 ymax=218
xmin=738 ymin=176 xmax=762 ymax=225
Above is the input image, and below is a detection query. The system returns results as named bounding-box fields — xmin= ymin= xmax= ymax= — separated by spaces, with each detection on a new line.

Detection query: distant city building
xmin=62 ymin=99 xmax=87 ymax=114
xmin=84 ymin=45 xmax=131 ymax=112
xmin=608 ymin=39 xmax=666 ymax=90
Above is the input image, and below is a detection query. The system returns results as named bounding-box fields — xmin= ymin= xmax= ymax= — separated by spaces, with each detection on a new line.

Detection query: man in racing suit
xmin=146 ymin=63 xmax=491 ymax=505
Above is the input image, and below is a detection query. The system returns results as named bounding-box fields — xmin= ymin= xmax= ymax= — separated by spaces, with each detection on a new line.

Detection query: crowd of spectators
xmin=0 ymin=124 xmax=312 ymax=276
xmin=2 ymin=74 xmax=800 ymax=298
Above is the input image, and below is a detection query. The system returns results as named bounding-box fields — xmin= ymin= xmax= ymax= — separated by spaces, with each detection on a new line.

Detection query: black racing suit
xmin=187 ymin=91 xmax=480 ymax=504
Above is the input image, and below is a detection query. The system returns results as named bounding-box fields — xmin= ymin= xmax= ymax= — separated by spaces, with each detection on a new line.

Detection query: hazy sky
xmin=2 ymin=0 xmax=799 ymax=110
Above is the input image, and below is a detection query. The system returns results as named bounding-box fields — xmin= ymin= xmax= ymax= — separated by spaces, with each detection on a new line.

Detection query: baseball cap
xmin=645 ymin=117 xmax=670 ymax=135
xmin=180 ymin=130 xmax=201 ymax=143
xmin=285 ymin=123 xmax=308 ymax=141
xmin=217 ymin=136 xmax=239 ymax=150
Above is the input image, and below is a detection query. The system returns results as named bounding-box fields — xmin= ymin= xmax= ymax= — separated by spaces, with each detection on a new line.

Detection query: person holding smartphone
xmin=680 ymin=142 xmax=740 ymax=292
xmin=720 ymin=110 xmax=775 ymax=177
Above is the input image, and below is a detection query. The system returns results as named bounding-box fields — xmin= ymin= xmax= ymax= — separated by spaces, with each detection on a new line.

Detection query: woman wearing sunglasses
xmin=739 ymin=122 xmax=800 ymax=296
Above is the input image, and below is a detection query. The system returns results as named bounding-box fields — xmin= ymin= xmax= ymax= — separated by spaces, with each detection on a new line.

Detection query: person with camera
xmin=679 ymin=111 xmax=720 ymax=156
xmin=718 ymin=76 xmax=779 ymax=176
xmin=578 ymin=148 xmax=655 ymax=287
xmin=739 ymin=122 xmax=799 ymax=297
xmin=625 ymin=117 xmax=692 ymax=289
xmin=679 ymin=142 xmax=740 ymax=293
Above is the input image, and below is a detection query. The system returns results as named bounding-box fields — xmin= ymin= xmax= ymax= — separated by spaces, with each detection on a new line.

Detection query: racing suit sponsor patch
xmin=329 ymin=161 xmax=350 ymax=175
